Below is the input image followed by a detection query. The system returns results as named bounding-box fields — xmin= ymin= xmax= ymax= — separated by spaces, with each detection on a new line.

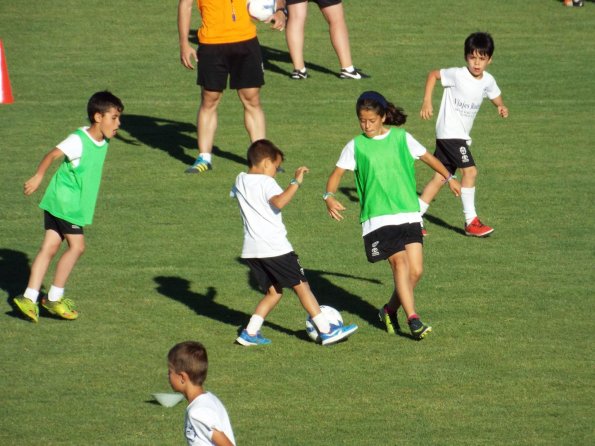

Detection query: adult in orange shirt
xmin=178 ymin=0 xmax=287 ymax=173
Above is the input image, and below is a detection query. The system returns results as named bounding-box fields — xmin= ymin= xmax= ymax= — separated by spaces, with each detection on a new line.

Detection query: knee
xmin=462 ymin=166 xmax=478 ymax=182
xmin=410 ymin=264 xmax=423 ymax=283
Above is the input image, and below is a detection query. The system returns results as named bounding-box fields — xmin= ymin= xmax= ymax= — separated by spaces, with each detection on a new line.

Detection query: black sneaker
xmin=290 ymin=69 xmax=308 ymax=80
xmin=408 ymin=317 xmax=432 ymax=340
xmin=339 ymin=67 xmax=370 ymax=80
xmin=378 ymin=304 xmax=400 ymax=334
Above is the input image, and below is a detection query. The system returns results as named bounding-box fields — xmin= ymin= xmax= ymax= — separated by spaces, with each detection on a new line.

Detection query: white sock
xmin=48 ymin=285 xmax=64 ymax=302
xmin=418 ymin=198 xmax=430 ymax=217
xmin=461 ymin=187 xmax=477 ymax=224
xmin=199 ymin=153 xmax=212 ymax=163
xmin=312 ymin=312 xmax=331 ymax=334
xmin=246 ymin=314 xmax=264 ymax=335
xmin=24 ymin=288 xmax=40 ymax=303
xmin=342 ymin=65 xmax=354 ymax=72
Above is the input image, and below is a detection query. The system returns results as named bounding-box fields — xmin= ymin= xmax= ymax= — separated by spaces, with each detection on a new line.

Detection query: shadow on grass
xmin=237 ymin=258 xmax=387 ymax=331
xmin=0 ymin=248 xmax=31 ymax=318
xmin=260 ymin=45 xmax=338 ymax=79
xmin=423 ymin=213 xmax=466 ymax=236
xmin=153 ymin=276 xmax=304 ymax=340
xmin=116 ymin=114 xmax=247 ymax=169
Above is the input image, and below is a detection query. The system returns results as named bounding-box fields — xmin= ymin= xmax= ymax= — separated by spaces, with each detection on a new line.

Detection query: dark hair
xmin=356 ymin=91 xmax=407 ymax=126
xmin=87 ymin=90 xmax=124 ymax=124
xmin=464 ymin=32 xmax=495 ymax=58
xmin=247 ymin=139 xmax=285 ymax=168
xmin=167 ymin=341 xmax=208 ymax=386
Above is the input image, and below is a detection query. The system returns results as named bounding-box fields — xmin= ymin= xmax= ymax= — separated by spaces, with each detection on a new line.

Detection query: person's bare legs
xmin=237 ymin=87 xmax=266 ymax=141
xmin=197 ymin=88 xmax=223 ymax=156
xmin=27 ymin=230 xmax=63 ymax=292
xmin=320 ymin=3 xmax=353 ymax=69
xmin=286 ymin=2 xmax=308 ymax=71
xmin=52 ymin=233 xmax=85 ymax=288
xmin=387 ymin=243 xmax=424 ymax=312
xmin=253 ymin=285 xmax=283 ymax=319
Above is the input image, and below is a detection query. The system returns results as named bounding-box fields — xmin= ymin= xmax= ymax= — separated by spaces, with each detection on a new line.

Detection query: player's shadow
xmin=153 ymin=276 xmax=302 ymax=339
xmin=116 ymin=114 xmax=246 ymax=168
xmin=423 ymin=213 xmax=466 ymax=236
xmin=338 ymin=186 xmax=359 ymax=203
xmin=260 ymin=45 xmax=337 ymax=78
xmin=0 ymin=248 xmax=32 ymax=318
xmin=239 ymin=258 xmax=387 ymax=331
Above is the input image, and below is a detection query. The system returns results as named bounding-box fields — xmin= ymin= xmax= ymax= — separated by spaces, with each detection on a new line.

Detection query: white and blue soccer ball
xmin=247 ymin=0 xmax=276 ymax=22
xmin=306 ymin=305 xmax=343 ymax=342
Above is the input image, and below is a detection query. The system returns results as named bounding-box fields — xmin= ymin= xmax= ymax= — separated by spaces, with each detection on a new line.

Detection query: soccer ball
xmin=306 ymin=305 xmax=343 ymax=342
xmin=247 ymin=0 xmax=276 ymax=22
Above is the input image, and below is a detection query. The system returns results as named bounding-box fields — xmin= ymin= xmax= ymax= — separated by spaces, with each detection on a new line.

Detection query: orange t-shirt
xmin=197 ymin=0 xmax=257 ymax=44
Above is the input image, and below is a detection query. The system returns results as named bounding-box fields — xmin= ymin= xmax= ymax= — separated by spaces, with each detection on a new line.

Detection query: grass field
xmin=1 ymin=1 xmax=593 ymax=445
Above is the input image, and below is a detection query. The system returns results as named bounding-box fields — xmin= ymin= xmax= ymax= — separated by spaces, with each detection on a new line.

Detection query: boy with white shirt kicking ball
xmin=231 ymin=139 xmax=358 ymax=346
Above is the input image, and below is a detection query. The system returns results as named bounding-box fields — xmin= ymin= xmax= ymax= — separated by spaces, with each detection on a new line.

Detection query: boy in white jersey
xmin=13 ymin=91 xmax=123 ymax=322
xmin=324 ymin=91 xmax=460 ymax=339
xmin=232 ymin=139 xmax=358 ymax=346
xmin=419 ymin=31 xmax=508 ymax=237
xmin=168 ymin=341 xmax=236 ymax=446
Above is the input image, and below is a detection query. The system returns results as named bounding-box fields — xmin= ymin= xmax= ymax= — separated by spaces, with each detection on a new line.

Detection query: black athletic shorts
xmin=44 ymin=211 xmax=84 ymax=239
xmin=197 ymin=37 xmax=264 ymax=91
xmin=245 ymin=252 xmax=307 ymax=292
xmin=287 ymin=0 xmax=342 ymax=8
xmin=363 ymin=224 xmax=423 ymax=263
xmin=434 ymin=139 xmax=476 ymax=174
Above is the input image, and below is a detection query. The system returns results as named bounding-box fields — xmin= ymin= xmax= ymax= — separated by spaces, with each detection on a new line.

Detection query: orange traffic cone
xmin=0 ymin=40 xmax=14 ymax=104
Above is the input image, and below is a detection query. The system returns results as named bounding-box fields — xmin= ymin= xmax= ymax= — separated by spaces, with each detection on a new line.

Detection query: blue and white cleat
xmin=236 ymin=330 xmax=271 ymax=346
xmin=320 ymin=323 xmax=358 ymax=345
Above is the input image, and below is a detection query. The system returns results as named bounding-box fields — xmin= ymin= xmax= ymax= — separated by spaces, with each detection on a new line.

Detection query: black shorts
xmin=363 ymin=224 xmax=423 ymax=263
xmin=245 ymin=252 xmax=308 ymax=292
xmin=287 ymin=0 xmax=342 ymax=7
xmin=197 ymin=37 xmax=264 ymax=91
xmin=44 ymin=211 xmax=84 ymax=239
xmin=434 ymin=139 xmax=476 ymax=174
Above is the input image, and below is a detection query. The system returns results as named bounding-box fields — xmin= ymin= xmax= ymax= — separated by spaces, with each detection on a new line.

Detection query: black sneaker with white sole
xmin=290 ymin=69 xmax=308 ymax=80
xmin=339 ymin=67 xmax=370 ymax=79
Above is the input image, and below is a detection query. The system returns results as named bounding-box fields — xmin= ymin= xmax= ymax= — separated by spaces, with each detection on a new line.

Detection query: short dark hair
xmin=247 ymin=139 xmax=284 ymax=168
xmin=464 ymin=32 xmax=495 ymax=58
xmin=167 ymin=341 xmax=208 ymax=386
xmin=87 ymin=90 xmax=124 ymax=124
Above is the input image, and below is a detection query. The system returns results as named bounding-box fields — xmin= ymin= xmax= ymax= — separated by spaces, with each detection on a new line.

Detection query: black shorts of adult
xmin=245 ymin=252 xmax=308 ymax=293
xmin=363 ymin=223 xmax=423 ymax=263
xmin=44 ymin=210 xmax=84 ymax=239
xmin=286 ymin=0 xmax=342 ymax=8
xmin=434 ymin=139 xmax=476 ymax=175
xmin=197 ymin=37 xmax=264 ymax=91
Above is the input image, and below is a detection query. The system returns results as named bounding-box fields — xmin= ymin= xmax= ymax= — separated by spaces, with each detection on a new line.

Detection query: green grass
xmin=1 ymin=1 xmax=593 ymax=444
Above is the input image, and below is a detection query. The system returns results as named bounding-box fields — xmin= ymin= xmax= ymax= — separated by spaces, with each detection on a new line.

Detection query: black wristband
xmin=276 ymin=7 xmax=288 ymax=17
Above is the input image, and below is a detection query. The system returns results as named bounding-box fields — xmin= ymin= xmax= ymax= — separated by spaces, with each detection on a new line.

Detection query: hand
xmin=326 ymin=196 xmax=346 ymax=221
xmin=266 ymin=11 xmax=287 ymax=31
xmin=448 ymin=178 xmax=461 ymax=197
xmin=498 ymin=105 xmax=509 ymax=118
xmin=24 ymin=174 xmax=42 ymax=196
xmin=420 ymin=101 xmax=433 ymax=120
xmin=179 ymin=44 xmax=198 ymax=70
xmin=293 ymin=166 xmax=309 ymax=184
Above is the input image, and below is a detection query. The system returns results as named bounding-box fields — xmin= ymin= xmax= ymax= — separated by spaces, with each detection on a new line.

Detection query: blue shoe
xmin=236 ymin=330 xmax=271 ymax=346
xmin=320 ymin=323 xmax=358 ymax=345
xmin=408 ymin=317 xmax=432 ymax=340
xmin=185 ymin=156 xmax=212 ymax=174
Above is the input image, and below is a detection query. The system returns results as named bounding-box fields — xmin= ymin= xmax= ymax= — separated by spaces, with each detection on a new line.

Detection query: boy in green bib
xmin=13 ymin=91 xmax=124 ymax=322
xmin=324 ymin=91 xmax=460 ymax=339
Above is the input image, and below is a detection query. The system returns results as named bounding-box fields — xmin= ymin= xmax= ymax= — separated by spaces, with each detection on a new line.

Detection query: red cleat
xmin=465 ymin=217 xmax=494 ymax=237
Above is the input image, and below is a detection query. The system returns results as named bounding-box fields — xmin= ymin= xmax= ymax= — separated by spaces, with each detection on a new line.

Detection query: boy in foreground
xmin=13 ymin=91 xmax=124 ymax=322
xmin=168 ymin=341 xmax=236 ymax=446
xmin=231 ymin=139 xmax=357 ymax=346
xmin=418 ymin=31 xmax=508 ymax=237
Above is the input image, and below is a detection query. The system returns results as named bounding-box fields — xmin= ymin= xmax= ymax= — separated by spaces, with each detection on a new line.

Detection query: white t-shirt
xmin=435 ymin=67 xmax=502 ymax=142
xmin=231 ymin=172 xmax=294 ymax=258
xmin=56 ymin=127 xmax=103 ymax=167
xmin=185 ymin=392 xmax=236 ymax=446
xmin=336 ymin=129 xmax=426 ymax=236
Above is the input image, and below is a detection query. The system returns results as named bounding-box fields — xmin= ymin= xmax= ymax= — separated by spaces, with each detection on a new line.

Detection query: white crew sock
xmin=342 ymin=65 xmax=354 ymax=72
xmin=418 ymin=198 xmax=430 ymax=217
xmin=312 ymin=312 xmax=331 ymax=334
xmin=23 ymin=288 xmax=40 ymax=303
xmin=246 ymin=314 xmax=264 ymax=335
xmin=48 ymin=285 xmax=65 ymax=302
xmin=198 ymin=153 xmax=212 ymax=163
xmin=461 ymin=187 xmax=477 ymax=224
